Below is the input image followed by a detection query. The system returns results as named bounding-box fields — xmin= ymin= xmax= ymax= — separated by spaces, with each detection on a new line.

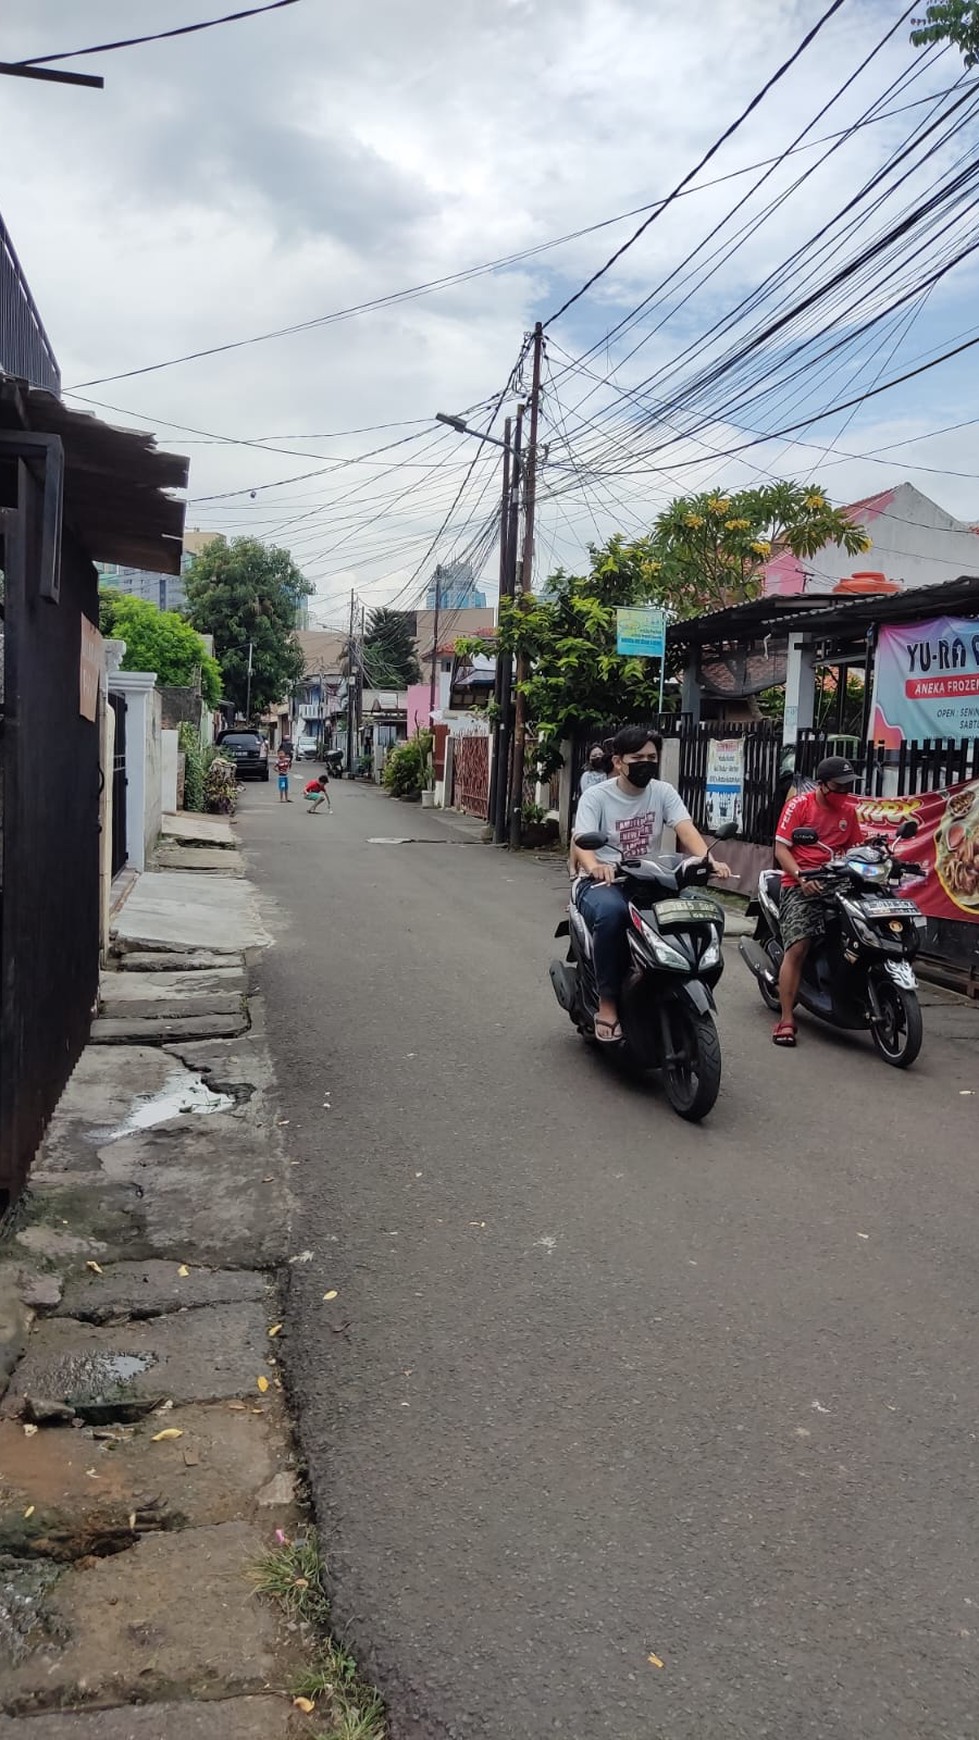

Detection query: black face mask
xmin=623 ymin=759 xmax=658 ymax=788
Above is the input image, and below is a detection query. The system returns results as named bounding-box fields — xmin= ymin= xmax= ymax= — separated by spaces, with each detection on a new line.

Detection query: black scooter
xmin=739 ymin=820 xmax=927 ymax=1067
xmin=549 ymin=824 xmax=736 ymax=1121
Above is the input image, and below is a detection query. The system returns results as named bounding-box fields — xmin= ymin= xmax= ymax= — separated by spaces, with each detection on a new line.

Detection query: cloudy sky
xmin=5 ymin=0 xmax=979 ymax=624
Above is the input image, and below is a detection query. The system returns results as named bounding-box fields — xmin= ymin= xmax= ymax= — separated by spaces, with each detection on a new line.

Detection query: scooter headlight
xmin=632 ymin=911 xmax=689 ymax=971
xmin=701 ymin=930 xmax=722 ymax=971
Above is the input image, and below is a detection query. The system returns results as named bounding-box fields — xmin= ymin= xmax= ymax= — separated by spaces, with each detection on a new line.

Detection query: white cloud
xmin=4 ymin=0 xmax=979 ymax=614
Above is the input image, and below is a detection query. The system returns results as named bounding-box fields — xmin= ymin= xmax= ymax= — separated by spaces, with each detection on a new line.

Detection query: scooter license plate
xmin=650 ymin=896 xmax=723 ymax=926
xmin=860 ymin=898 xmax=920 ymax=917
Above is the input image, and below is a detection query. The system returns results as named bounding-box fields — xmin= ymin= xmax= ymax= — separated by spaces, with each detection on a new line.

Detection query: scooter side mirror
xmin=791 ymin=826 xmax=819 ymax=845
xmin=713 ymin=821 xmax=739 ymax=842
xmin=574 ymin=832 xmax=607 ymax=850
xmin=896 ymin=818 xmax=919 ymax=840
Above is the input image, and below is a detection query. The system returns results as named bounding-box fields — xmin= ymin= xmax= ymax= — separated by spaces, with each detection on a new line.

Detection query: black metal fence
xmin=0 ymin=461 xmax=100 ymax=1206
xmin=875 ymin=735 xmax=979 ymax=796
xmin=0 ymin=213 xmax=61 ymax=394
xmin=678 ymin=719 xmax=784 ymax=844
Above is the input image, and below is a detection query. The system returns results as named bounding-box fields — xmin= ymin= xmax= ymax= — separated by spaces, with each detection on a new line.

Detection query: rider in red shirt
xmin=772 ymin=756 xmax=863 ymax=1047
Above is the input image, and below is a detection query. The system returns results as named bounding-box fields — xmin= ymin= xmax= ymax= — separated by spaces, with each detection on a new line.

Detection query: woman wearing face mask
xmin=579 ymin=744 xmax=608 ymax=794
xmin=571 ymin=725 xmax=732 ymax=1043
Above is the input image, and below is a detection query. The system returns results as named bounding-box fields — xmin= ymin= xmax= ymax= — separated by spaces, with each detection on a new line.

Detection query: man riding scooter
xmin=572 ymin=725 xmax=733 ymax=1043
xmin=771 ymin=754 xmax=863 ymax=1047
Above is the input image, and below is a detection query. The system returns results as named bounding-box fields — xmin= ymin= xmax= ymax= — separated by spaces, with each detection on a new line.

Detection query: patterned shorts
xmin=780 ymin=886 xmax=832 ymax=950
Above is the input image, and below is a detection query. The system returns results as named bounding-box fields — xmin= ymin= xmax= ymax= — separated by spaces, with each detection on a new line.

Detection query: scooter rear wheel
xmin=757 ymin=938 xmax=782 ymax=1013
xmin=662 ymin=1007 xmax=722 ymax=1121
xmin=870 ymin=982 xmax=923 ymax=1069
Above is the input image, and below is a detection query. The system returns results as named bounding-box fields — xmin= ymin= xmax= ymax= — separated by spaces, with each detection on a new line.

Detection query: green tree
xmin=645 ymin=481 xmax=871 ymax=618
xmin=99 ymin=591 xmax=222 ymax=705
xmin=183 ymin=536 xmax=312 ymax=718
xmin=458 ymin=535 xmax=670 ymax=769
xmin=363 ymin=607 xmax=421 ymax=687
xmin=911 ymin=2 xmax=979 ymax=65
xmin=458 ymin=480 xmax=870 ymax=764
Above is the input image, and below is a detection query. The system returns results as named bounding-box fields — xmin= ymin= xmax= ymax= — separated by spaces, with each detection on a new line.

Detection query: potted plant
xmin=519 ymin=801 xmax=559 ymax=849
xmin=420 ymin=741 xmax=437 ymax=808
xmin=382 ymin=738 xmax=423 ymax=802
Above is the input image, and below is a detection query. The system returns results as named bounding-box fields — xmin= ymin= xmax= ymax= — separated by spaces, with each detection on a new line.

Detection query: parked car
xmin=296 ymin=739 xmax=320 ymax=762
xmin=215 ymin=729 xmax=270 ymax=781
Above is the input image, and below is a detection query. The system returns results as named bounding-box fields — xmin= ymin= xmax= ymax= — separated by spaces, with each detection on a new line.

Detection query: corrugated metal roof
xmin=1 ymin=378 xmax=187 ymax=573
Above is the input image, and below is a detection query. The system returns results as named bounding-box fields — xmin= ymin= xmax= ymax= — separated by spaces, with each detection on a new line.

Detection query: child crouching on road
xmin=303 ymin=772 xmax=332 ymax=815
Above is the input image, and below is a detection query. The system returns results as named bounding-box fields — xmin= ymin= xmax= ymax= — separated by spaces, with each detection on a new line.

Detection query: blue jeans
xmin=576 ymin=880 xmax=630 ymax=999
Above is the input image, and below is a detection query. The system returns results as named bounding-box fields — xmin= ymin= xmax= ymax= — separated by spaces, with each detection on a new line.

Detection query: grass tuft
xmin=252 ymin=1531 xmax=385 ymax=1740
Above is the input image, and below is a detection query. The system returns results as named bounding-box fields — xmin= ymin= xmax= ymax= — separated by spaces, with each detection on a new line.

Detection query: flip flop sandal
xmin=772 ymin=1021 xmax=797 ymax=1047
xmin=595 ymin=1019 xmax=624 ymax=1044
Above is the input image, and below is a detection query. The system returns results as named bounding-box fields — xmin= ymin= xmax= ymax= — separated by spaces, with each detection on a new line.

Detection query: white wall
xmin=99 ymin=695 xmax=115 ymax=958
xmin=143 ymin=689 xmax=163 ymax=861
xmin=110 ymin=670 xmax=158 ymax=872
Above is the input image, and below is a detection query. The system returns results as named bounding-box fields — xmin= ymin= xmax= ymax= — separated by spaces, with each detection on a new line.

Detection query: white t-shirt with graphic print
xmin=573 ymin=776 xmax=691 ymax=865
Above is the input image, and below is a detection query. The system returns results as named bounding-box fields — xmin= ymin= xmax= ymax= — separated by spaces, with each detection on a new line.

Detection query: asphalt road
xmin=239 ymin=776 xmax=979 ymax=1740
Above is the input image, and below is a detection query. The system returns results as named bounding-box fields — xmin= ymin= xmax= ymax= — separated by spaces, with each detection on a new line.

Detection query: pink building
xmin=764 ymin=483 xmax=979 ymax=598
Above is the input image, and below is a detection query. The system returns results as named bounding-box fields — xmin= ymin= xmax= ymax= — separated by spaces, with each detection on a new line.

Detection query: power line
xmin=12 ymin=0 xmax=300 ymax=68
xmin=541 ymin=83 xmax=979 ymax=489
xmin=63 ymin=391 xmax=430 ymax=459
xmin=61 ymin=72 xmax=961 ymax=391
xmin=542 ymin=0 xmax=851 ymax=328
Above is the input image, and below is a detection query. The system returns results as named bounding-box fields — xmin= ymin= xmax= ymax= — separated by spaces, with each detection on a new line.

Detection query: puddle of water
xmin=41 ymin=1350 xmax=156 ymax=1399
xmin=89 ymin=1067 xmax=233 ymax=1143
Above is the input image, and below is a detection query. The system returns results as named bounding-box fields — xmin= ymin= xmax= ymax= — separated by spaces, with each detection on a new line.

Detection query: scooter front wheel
xmin=870 ymin=982 xmax=923 ymax=1069
xmin=662 ymin=1006 xmax=722 ymax=1121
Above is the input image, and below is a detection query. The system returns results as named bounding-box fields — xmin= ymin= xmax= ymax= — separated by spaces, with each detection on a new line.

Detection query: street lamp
xmin=435 ymin=412 xmax=510 ymax=453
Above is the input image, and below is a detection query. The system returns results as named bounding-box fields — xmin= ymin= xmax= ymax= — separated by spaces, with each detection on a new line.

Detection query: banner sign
xmin=79 ymin=617 xmax=102 ymax=723
xmin=846 ymin=778 xmax=979 ymax=923
xmin=870 ymin=616 xmax=979 ymax=746
xmin=705 ymin=737 xmax=744 ymax=831
xmin=616 ymin=607 xmax=666 ymax=659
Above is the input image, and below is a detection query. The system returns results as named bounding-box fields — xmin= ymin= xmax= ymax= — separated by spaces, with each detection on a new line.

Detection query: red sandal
xmin=772 ymin=1020 xmax=797 ymax=1047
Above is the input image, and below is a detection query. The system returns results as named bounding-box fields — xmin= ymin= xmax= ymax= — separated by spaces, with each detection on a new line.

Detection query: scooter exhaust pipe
xmin=739 ymin=936 xmax=774 ymax=985
xmin=549 ymin=958 xmax=578 ymax=1013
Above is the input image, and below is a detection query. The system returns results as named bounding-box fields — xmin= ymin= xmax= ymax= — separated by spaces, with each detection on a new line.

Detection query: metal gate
xmin=452 ymin=733 xmax=489 ymax=818
xmin=109 ymin=691 xmax=127 ymax=876
xmin=678 ymin=719 xmax=784 ymax=844
xmin=0 ymin=447 xmax=100 ymax=1206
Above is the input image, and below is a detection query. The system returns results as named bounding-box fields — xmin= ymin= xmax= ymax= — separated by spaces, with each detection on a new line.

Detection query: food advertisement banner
xmin=848 ymin=779 xmax=979 ymax=923
xmin=870 ymin=616 xmax=979 ymax=746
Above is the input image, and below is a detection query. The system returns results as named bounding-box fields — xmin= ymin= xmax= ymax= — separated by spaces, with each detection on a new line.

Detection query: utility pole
xmin=428 ymin=565 xmax=442 ymax=721
xmin=358 ymin=603 xmax=366 ymax=772
xmin=245 ymin=640 xmax=254 ymax=723
xmin=487 ymin=417 xmax=513 ymax=834
xmin=493 ymin=407 xmax=523 ymax=844
xmin=509 ymin=321 xmax=544 ymax=849
xmin=346 ymin=588 xmax=356 ymax=777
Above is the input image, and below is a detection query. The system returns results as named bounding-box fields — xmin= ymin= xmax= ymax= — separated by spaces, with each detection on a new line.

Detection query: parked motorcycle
xmin=739 ymin=820 xmax=928 ymax=1067
xmin=549 ymin=824 xmax=737 ymax=1121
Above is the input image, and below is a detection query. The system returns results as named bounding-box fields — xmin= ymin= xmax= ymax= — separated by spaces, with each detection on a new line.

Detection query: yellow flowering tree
xmin=647 ymin=481 xmax=870 ymax=617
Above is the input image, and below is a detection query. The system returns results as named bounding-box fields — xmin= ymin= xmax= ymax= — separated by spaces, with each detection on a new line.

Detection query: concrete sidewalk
xmin=0 ymin=858 xmax=309 ymax=1736
xmin=114 ymin=870 xmax=270 ymax=954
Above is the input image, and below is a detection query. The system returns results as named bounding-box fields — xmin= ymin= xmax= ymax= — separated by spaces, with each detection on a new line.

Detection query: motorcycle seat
xmin=760 ymin=869 xmax=784 ymax=908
